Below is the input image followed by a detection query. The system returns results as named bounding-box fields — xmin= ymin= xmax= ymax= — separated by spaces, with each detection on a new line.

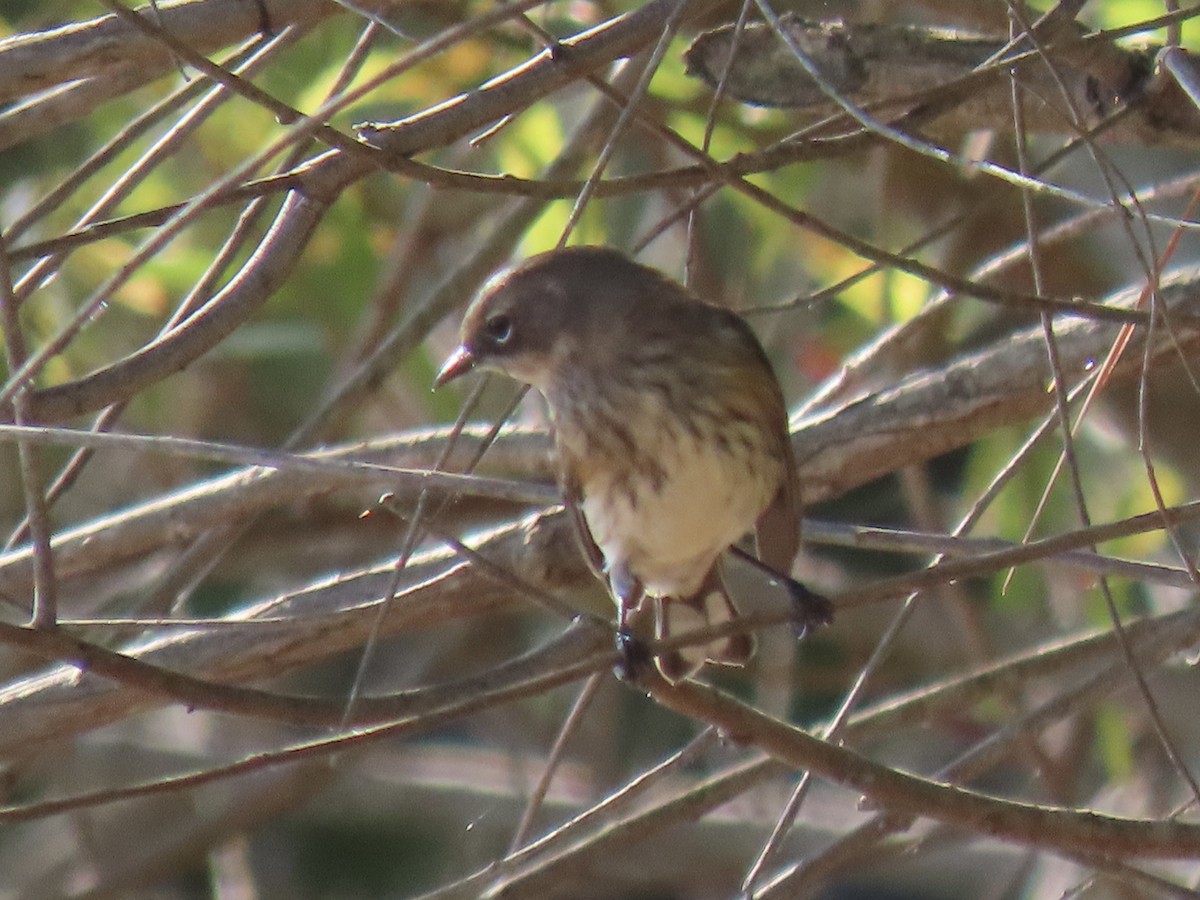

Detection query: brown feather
xmin=559 ymin=465 xmax=606 ymax=581
xmin=439 ymin=246 xmax=826 ymax=681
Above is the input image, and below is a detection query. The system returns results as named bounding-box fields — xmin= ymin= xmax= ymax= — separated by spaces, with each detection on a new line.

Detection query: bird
xmin=435 ymin=246 xmax=831 ymax=682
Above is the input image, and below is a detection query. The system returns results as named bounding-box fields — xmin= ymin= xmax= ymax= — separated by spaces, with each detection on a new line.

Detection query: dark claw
xmin=786 ymin=581 xmax=834 ymax=640
xmin=726 ymin=546 xmax=834 ymax=639
xmin=614 ymin=627 xmax=653 ymax=681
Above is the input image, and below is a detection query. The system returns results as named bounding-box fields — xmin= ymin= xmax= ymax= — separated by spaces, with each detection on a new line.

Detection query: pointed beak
xmin=434 ymin=344 xmax=476 ymax=388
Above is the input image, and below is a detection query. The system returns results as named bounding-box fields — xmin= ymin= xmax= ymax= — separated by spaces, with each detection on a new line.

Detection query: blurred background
xmin=2 ymin=1 xmax=1200 ymax=897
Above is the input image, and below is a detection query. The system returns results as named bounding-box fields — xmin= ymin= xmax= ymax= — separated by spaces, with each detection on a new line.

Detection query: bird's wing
xmin=755 ymin=483 xmax=798 ymax=574
xmin=754 ymin=420 xmax=800 ymax=574
xmin=700 ymin=304 xmax=801 ymax=573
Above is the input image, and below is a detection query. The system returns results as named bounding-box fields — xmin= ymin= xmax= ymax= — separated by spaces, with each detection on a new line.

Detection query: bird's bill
xmin=434 ymin=344 xmax=476 ymax=388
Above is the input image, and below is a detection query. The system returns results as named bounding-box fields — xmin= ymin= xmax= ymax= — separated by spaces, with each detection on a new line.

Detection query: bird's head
xmin=435 ymin=246 xmax=642 ymax=393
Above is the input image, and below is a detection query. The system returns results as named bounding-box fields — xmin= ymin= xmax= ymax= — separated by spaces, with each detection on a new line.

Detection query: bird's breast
xmin=561 ymin=396 xmax=783 ymax=599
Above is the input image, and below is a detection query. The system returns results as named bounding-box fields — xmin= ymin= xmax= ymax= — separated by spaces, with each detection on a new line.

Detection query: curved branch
xmin=23 ymin=190 xmax=329 ymax=422
xmin=0 ymin=0 xmax=338 ymax=147
xmin=14 ymin=0 xmax=720 ymax=424
xmin=0 ymin=507 xmax=597 ymax=756
xmin=1 ymin=272 xmax=1198 ymax=593
xmin=645 ymin=674 xmax=1200 ymax=859
xmin=684 ymin=16 xmax=1200 ymax=147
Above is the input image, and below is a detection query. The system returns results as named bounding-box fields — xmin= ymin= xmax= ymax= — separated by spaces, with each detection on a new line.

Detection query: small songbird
xmin=435 ymin=246 xmax=831 ymax=681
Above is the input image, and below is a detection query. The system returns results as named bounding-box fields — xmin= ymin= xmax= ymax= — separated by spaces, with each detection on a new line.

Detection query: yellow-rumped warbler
xmin=436 ymin=246 xmax=831 ymax=681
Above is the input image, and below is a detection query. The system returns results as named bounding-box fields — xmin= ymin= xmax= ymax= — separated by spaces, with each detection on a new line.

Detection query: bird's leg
xmin=727 ymin=545 xmax=834 ymax=639
xmin=610 ymin=564 xmax=651 ymax=680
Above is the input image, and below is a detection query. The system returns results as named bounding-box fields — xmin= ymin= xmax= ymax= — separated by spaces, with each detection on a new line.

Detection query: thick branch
xmin=645 ymin=675 xmax=1200 ymax=859
xmin=12 ymin=0 xmax=721 ymax=424
xmin=0 ymin=0 xmax=340 ymax=148
xmin=685 ymin=16 xmax=1200 ymax=146
xmin=1 ymin=272 xmax=1197 ymax=596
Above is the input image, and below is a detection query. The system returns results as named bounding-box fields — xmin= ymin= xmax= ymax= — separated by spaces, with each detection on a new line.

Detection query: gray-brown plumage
xmin=437 ymin=246 xmax=830 ymax=681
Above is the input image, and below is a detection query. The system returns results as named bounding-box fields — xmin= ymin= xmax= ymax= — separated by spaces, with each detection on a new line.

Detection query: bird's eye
xmin=484 ymin=314 xmax=513 ymax=345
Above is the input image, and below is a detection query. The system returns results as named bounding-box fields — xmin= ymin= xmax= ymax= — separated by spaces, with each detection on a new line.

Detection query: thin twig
xmin=0 ymin=239 xmax=55 ymax=628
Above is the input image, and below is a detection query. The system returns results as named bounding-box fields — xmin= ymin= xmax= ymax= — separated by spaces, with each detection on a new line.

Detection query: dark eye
xmin=483 ymin=314 xmax=513 ymax=345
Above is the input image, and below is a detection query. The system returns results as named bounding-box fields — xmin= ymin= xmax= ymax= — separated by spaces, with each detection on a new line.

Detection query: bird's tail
xmin=654 ymin=568 xmax=755 ymax=683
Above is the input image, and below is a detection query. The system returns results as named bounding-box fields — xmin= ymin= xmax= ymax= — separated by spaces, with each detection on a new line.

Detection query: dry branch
xmin=0 ymin=270 xmax=1197 ymax=755
xmin=685 ymin=15 xmax=1200 ymax=146
xmin=646 ymin=674 xmax=1200 ymax=859
xmin=0 ymin=269 xmax=1192 ymax=596
xmin=0 ymin=0 xmax=341 ymax=149
xmin=3 ymin=2 xmax=1200 ymax=894
xmin=6 ymin=0 xmax=722 ymax=424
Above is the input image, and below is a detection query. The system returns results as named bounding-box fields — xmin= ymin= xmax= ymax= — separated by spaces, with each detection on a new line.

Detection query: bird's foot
xmin=614 ymin=626 xmax=653 ymax=681
xmin=786 ymin=580 xmax=834 ymax=640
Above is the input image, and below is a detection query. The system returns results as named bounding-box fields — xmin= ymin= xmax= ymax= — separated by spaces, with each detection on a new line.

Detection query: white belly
xmin=581 ymin=424 xmax=779 ymax=599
